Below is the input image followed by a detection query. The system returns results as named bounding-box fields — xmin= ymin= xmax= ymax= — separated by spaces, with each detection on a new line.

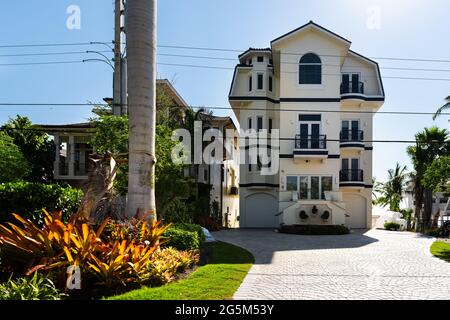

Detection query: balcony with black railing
xmin=340 ymin=130 xmax=365 ymax=149
xmin=340 ymin=81 xmax=364 ymax=95
xmin=340 ymin=169 xmax=364 ymax=188
xmin=293 ymin=134 xmax=328 ymax=159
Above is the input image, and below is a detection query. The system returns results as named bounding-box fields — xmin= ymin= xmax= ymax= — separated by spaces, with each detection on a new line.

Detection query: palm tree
xmin=374 ymin=163 xmax=409 ymax=212
xmin=433 ymin=96 xmax=450 ymax=120
xmin=125 ymin=0 xmax=157 ymax=220
xmin=407 ymin=127 xmax=449 ymax=227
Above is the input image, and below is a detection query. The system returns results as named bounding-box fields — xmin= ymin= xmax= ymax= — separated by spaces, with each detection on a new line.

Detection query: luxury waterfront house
xmin=229 ymin=21 xmax=385 ymax=228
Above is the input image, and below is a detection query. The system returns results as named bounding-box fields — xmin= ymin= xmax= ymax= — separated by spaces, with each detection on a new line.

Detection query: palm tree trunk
xmin=125 ymin=0 xmax=157 ymax=220
xmin=423 ymin=188 xmax=433 ymax=228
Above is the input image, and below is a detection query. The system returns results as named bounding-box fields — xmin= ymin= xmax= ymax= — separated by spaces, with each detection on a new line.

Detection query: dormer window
xmin=299 ymin=53 xmax=322 ymax=84
xmin=257 ymin=56 xmax=264 ymax=63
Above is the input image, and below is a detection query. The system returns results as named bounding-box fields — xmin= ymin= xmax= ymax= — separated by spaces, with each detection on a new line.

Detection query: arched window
xmin=299 ymin=53 xmax=322 ymax=84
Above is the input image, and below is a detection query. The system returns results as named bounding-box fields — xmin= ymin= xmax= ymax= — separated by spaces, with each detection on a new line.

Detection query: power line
xmin=0 ymin=42 xmax=112 ymax=49
xmin=0 ymin=127 xmax=446 ymax=145
xmin=0 ymin=50 xmax=111 ymax=58
xmin=158 ymin=52 xmax=450 ymax=73
xmin=158 ymin=44 xmax=450 ymax=64
xmin=157 ymin=62 xmax=450 ymax=82
xmin=0 ymin=102 xmax=448 ymax=117
xmin=0 ymin=41 xmax=448 ymax=64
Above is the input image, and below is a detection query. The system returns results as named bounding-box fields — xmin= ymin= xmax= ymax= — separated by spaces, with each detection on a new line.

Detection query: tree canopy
xmin=0 ymin=132 xmax=30 ymax=182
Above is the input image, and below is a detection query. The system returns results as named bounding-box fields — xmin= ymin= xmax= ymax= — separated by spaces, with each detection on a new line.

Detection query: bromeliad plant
xmin=0 ymin=210 xmax=173 ymax=292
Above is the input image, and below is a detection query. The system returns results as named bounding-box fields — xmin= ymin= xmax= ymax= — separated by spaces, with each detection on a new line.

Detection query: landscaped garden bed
xmin=0 ymin=211 xmax=204 ymax=300
xmin=279 ymin=224 xmax=350 ymax=235
xmin=108 ymin=241 xmax=254 ymax=300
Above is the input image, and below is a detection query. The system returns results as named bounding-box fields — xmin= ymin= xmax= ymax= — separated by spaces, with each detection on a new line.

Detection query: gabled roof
xmin=347 ymin=50 xmax=385 ymax=97
xmin=271 ymin=21 xmax=352 ymax=46
xmin=238 ymin=47 xmax=272 ymax=59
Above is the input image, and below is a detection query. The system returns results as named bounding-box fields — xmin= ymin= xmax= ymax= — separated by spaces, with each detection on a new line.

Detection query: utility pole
xmin=126 ymin=0 xmax=157 ymax=220
xmin=113 ymin=0 xmax=122 ymax=116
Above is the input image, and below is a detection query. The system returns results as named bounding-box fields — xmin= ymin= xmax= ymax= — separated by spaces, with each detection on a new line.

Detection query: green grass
xmin=430 ymin=241 xmax=450 ymax=263
xmin=108 ymin=241 xmax=254 ymax=300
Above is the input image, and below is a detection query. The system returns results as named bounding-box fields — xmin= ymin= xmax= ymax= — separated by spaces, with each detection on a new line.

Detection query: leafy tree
xmin=407 ymin=126 xmax=450 ymax=225
xmin=422 ymin=155 xmax=450 ymax=193
xmin=374 ymin=163 xmax=409 ymax=212
xmin=0 ymin=132 xmax=30 ymax=182
xmin=1 ymin=116 xmax=55 ymax=182
xmin=90 ymin=115 xmax=194 ymax=219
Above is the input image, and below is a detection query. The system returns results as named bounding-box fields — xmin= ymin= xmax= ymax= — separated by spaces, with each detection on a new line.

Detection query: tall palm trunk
xmin=126 ymin=0 xmax=157 ymax=220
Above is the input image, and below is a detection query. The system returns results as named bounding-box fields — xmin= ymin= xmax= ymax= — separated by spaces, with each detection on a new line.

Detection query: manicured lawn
xmin=430 ymin=241 xmax=450 ymax=263
xmin=108 ymin=241 xmax=254 ymax=300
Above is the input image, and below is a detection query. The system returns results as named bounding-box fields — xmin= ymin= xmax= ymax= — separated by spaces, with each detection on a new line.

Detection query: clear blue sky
xmin=1 ymin=0 xmax=449 ymax=182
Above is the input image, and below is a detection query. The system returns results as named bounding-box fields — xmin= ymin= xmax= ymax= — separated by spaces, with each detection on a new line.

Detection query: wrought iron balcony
xmin=295 ymin=134 xmax=327 ymax=150
xmin=340 ymin=130 xmax=364 ymax=142
xmin=340 ymin=169 xmax=364 ymax=182
xmin=340 ymin=81 xmax=364 ymax=94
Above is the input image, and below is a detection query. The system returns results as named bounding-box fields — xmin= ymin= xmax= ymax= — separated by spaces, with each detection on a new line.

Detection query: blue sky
xmin=0 ymin=0 xmax=449 ymax=182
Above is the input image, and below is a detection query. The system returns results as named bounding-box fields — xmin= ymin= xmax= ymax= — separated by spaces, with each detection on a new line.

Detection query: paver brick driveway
xmin=213 ymin=229 xmax=450 ymax=300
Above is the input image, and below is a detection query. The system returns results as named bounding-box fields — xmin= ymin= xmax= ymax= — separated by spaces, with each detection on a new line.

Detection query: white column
xmin=53 ymin=133 xmax=60 ymax=177
xmin=68 ymin=135 xmax=75 ymax=177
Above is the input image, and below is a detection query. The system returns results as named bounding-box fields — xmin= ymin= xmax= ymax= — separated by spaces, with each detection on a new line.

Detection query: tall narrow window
xmin=268 ymin=118 xmax=273 ymax=134
xmin=257 ymin=74 xmax=264 ymax=90
xmin=299 ymin=53 xmax=322 ymax=84
xmin=248 ymin=75 xmax=252 ymax=91
xmin=269 ymin=76 xmax=273 ymax=92
xmin=257 ymin=116 xmax=263 ymax=131
xmin=248 ymin=117 xmax=252 ymax=129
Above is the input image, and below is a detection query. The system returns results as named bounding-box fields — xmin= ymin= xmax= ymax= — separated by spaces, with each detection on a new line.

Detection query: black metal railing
xmin=340 ymin=81 xmax=364 ymax=94
xmin=340 ymin=130 xmax=364 ymax=142
xmin=340 ymin=169 xmax=364 ymax=182
xmin=295 ymin=134 xmax=327 ymax=149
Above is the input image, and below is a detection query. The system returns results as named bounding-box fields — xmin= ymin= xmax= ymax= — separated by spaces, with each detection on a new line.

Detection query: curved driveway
xmin=213 ymin=229 xmax=450 ymax=300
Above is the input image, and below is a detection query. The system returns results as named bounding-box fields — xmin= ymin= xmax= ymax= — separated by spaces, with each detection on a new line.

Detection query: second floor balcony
xmin=340 ymin=169 xmax=365 ymax=188
xmin=340 ymin=130 xmax=365 ymax=149
xmin=293 ymin=134 xmax=328 ymax=159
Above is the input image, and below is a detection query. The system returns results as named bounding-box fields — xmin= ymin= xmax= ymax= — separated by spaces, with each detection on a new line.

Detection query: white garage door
xmin=244 ymin=193 xmax=278 ymax=228
xmin=344 ymin=194 xmax=367 ymax=229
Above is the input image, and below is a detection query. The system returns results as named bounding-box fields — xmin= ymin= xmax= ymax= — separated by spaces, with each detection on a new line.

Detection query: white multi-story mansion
xmin=229 ymin=21 xmax=385 ymax=229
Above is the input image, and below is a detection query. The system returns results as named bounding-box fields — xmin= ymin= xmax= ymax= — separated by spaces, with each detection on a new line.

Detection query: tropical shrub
xmin=0 ymin=211 xmax=197 ymax=295
xmin=0 ymin=272 xmax=63 ymax=300
xmin=171 ymin=223 xmax=205 ymax=243
xmin=384 ymin=222 xmax=401 ymax=231
xmin=163 ymin=227 xmax=200 ymax=251
xmin=143 ymin=248 xmax=199 ymax=286
xmin=0 ymin=182 xmax=83 ymax=225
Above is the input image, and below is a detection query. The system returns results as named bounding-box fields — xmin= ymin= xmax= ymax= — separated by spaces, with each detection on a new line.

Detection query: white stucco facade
xmin=229 ymin=21 xmax=384 ymax=229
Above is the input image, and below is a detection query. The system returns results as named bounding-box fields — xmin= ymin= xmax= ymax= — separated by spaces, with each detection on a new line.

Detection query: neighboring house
xmin=40 ymin=80 xmax=240 ymax=227
xmin=229 ymin=21 xmax=385 ymax=229
xmin=401 ymin=183 xmax=450 ymax=221
xmin=186 ymin=115 xmax=240 ymax=228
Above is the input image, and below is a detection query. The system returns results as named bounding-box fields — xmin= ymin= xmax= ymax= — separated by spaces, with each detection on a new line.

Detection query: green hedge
xmin=171 ymin=223 xmax=205 ymax=243
xmin=0 ymin=182 xmax=83 ymax=225
xmin=163 ymin=225 xmax=203 ymax=251
xmin=279 ymin=224 xmax=350 ymax=235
